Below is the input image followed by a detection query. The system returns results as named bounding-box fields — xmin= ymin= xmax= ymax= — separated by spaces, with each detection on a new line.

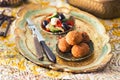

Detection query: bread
xmin=67 ymin=0 xmax=120 ymax=19
xmin=0 ymin=0 xmax=27 ymax=7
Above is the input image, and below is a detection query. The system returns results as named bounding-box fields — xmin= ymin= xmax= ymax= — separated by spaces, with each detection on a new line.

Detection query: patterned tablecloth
xmin=0 ymin=0 xmax=120 ymax=80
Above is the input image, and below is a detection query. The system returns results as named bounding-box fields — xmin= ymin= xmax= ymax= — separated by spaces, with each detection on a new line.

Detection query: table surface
xmin=0 ymin=0 xmax=120 ymax=80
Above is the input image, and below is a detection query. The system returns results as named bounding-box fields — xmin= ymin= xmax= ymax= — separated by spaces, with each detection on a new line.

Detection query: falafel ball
xmin=66 ymin=31 xmax=83 ymax=45
xmin=71 ymin=43 xmax=90 ymax=58
xmin=58 ymin=37 xmax=72 ymax=53
xmin=81 ymin=32 xmax=90 ymax=43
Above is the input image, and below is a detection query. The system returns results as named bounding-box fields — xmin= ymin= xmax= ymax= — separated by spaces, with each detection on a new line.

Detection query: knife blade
xmin=26 ymin=19 xmax=56 ymax=63
xmin=34 ymin=35 xmax=44 ymax=60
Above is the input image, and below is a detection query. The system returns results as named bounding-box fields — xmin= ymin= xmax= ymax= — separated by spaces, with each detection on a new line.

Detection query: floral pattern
xmin=0 ymin=0 xmax=120 ymax=80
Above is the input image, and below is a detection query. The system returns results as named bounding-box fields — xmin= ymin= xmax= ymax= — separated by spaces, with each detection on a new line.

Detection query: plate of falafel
xmin=15 ymin=4 xmax=112 ymax=73
xmin=57 ymin=31 xmax=94 ymax=61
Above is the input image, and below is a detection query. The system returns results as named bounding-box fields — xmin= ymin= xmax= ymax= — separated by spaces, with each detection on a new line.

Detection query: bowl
xmin=40 ymin=12 xmax=75 ymax=35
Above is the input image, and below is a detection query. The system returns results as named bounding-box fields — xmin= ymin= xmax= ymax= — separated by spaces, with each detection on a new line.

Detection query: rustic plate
xmin=15 ymin=4 xmax=112 ymax=73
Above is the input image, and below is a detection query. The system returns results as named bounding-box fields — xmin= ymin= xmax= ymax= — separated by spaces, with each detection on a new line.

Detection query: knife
xmin=27 ymin=19 xmax=44 ymax=61
xmin=26 ymin=19 xmax=56 ymax=63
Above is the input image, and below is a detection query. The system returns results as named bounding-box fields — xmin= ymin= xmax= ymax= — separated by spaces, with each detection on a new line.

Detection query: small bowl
xmin=56 ymin=40 xmax=94 ymax=61
xmin=41 ymin=13 xmax=75 ymax=35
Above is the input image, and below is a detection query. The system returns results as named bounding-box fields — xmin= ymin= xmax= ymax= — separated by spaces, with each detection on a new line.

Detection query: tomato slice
xmin=56 ymin=20 xmax=62 ymax=27
xmin=66 ymin=20 xmax=74 ymax=26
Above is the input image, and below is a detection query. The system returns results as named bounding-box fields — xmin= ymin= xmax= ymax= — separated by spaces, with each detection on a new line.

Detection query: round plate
xmin=15 ymin=4 xmax=112 ymax=73
xmin=56 ymin=40 xmax=94 ymax=61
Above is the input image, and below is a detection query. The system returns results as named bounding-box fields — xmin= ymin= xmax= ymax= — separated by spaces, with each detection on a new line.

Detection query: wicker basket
xmin=0 ymin=0 xmax=27 ymax=7
xmin=67 ymin=0 xmax=120 ymax=19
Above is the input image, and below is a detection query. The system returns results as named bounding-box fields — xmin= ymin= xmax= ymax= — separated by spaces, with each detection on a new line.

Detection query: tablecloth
xmin=0 ymin=0 xmax=120 ymax=80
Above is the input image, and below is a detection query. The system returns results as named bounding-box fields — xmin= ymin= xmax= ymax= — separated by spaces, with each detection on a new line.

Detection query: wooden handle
xmin=40 ymin=41 xmax=56 ymax=63
xmin=34 ymin=36 xmax=44 ymax=60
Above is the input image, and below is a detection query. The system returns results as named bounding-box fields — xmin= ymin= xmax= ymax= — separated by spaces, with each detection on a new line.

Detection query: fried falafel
xmin=58 ymin=37 xmax=72 ymax=52
xmin=66 ymin=31 xmax=83 ymax=45
xmin=71 ymin=43 xmax=90 ymax=58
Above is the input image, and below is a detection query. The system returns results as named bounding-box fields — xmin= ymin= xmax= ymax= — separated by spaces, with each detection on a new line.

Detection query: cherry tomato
xmin=66 ymin=20 xmax=74 ymax=26
xmin=56 ymin=20 xmax=62 ymax=27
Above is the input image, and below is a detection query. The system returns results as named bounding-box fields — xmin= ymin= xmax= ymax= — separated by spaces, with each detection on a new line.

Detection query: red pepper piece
xmin=56 ymin=20 xmax=62 ymax=27
xmin=66 ymin=20 xmax=74 ymax=26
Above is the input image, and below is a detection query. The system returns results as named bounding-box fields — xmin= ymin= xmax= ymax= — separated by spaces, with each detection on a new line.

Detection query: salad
xmin=41 ymin=12 xmax=74 ymax=34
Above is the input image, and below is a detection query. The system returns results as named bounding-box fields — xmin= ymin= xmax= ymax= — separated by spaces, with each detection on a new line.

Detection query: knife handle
xmin=40 ymin=41 xmax=56 ymax=63
xmin=34 ymin=36 xmax=44 ymax=61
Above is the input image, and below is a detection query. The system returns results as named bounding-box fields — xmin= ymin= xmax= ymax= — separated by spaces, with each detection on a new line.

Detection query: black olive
xmin=42 ymin=20 xmax=49 ymax=28
xmin=58 ymin=13 xmax=65 ymax=20
xmin=62 ymin=23 xmax=70 ymax=31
